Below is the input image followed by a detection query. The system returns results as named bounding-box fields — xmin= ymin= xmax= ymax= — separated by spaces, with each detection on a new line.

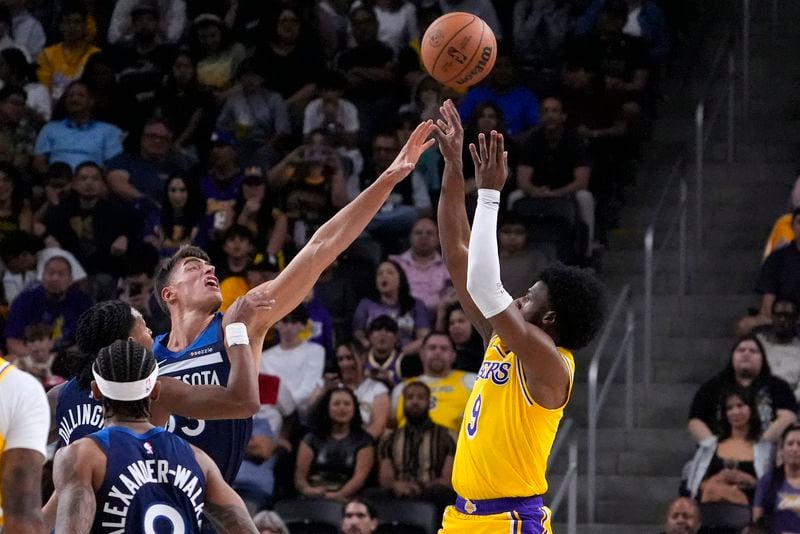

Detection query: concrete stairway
xmin=546 ymin=1 xmax=800 ymax=531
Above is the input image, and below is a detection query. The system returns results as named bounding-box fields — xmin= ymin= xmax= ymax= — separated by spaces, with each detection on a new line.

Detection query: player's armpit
xmin=2 ymin=448 xmax=46 ymax=532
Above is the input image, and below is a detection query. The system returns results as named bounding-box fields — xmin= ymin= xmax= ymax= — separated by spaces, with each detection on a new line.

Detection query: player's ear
xmin=161 ymin=285 xmax=175 ymax=306
xmin=150 ymin=381 xmax=161 ymax=402
xmin=90 ymin=381 xmax=103 ymax=401
xmin=542 ymin=311 xmax=557 ymax=325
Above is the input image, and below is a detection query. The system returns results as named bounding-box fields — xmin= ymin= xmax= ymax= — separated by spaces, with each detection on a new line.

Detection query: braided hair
xmin=71 ymin=301 xmax=135 ymax=389
xmin=93 ymin=340 xmax=156 ymax=420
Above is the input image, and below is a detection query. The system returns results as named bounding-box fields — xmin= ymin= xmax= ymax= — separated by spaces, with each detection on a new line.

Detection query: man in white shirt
xmin=107 ymin=0 xmax=187 ymax=44
xmin=260 ymin=304 xmax=325 ymax=421
xmin=0 ymin=357 xmax=49 ymax=531
xmin=758 ymin=299 xmax=800 ymax=400
xmin=5 ymin=0 xmax=45 ymax=58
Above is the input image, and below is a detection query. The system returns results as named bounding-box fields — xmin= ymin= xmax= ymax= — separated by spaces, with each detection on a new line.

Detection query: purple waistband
xmin=455 ymin=495 xmax=544 ymax=516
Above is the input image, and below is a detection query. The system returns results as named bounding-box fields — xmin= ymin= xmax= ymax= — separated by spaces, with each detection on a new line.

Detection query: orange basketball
xmin=420 ymin=12 xmax=497 ymax=89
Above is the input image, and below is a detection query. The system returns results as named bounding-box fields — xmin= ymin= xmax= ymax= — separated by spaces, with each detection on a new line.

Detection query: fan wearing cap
xmin=51 ymin=340 xmax=258 ymax=534
xmin=199 ymin=129 xmax=245 ymax=246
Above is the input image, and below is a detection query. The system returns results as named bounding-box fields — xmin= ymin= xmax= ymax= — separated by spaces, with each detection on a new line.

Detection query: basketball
xmin=420 ymin=12 xmax=497 ymax=89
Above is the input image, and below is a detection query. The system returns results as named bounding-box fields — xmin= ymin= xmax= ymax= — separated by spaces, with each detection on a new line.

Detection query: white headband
xmin=92 ymin=363 xmax=159 ymax=401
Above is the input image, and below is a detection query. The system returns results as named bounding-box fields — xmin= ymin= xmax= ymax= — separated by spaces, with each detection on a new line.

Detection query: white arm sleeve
xmin=467 ymin=189 xmax=514 ymax=318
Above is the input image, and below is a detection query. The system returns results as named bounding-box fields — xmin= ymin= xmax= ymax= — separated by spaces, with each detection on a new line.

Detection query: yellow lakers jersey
xmin=395 ymin=371 xmax=477 ymax=432
xmin=451 ymin=335 xmax=574 ymax=499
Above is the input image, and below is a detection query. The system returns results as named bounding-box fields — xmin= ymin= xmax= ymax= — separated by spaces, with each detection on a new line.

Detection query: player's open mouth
xmin=204 ymin=277 xmax=219 ymax=289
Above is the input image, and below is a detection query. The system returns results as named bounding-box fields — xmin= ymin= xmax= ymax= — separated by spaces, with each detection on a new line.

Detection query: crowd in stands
xmin=0 ymin=0 xmax=683 ymax=530
xmin=680 ymin=174 xmax=800 ymax=533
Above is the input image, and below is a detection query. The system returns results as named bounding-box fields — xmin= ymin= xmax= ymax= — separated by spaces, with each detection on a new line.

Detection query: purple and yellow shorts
xmin=439 ymin=495 xmax=553 ymax=533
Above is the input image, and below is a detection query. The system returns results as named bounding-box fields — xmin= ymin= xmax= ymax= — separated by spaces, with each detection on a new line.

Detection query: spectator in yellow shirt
xmin=37 ymin=3 xmax=100 ymax=101
xmin=763 ymin=174 xmax=800 ymax=259
xmin=219 ymin=254 xmax=280 ymax=311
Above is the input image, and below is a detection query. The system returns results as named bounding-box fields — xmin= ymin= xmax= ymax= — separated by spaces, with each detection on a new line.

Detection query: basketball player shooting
xmin=434 ymin=99 xmax=606 ymax=533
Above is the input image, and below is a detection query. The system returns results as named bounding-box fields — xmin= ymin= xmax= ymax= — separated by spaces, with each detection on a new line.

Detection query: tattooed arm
xmin=2 ymin=448 xmax=46 ymax=533
xmin=193 ymin=446 xmax=258 ymax=534
xmin=52 ymin=439 xmax=105 ymax=534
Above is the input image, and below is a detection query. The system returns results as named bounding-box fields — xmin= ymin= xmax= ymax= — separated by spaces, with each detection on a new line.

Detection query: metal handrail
xmin=549 ymin=439 xmax=578 ymax=534
xmin=587 ymin=285 xmax=635 ymax=523
xmin=695 ymin=28 xmax=737 ymax=256
xmin=548 ymin=418 xmax=574 ymax=470
xmin=643 ymin=158 xmax=688 ymax=389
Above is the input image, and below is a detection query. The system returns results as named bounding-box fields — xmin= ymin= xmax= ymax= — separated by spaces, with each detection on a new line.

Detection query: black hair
xmin=464 ymin=101 xmax=509 ymax=145
xmin=1 ymin=48 xmax=36 ymax=84
xmin=223 ymin=224 xmax=255 ymax=244
xmin=52 ymin=80 xmax=94 ymax=121
xmin=792 ymin=206 xmax=800 ymax=222
xmin=350 ymin=5 xmax=377 ymax=23
xmin=367 ymin=314 xmax=399 ymax=334
xmin=71 ymin=301 xmax=135 ymax=389
xmin=189 ymin=13 xmax=234 ymax=59
xmin=717 ymin=384 xmax=761 ymax=442
xmin=61 ymin=0 xmax=88 ymax=19
xmin=403 ymin=379 xmax=431 ymax=398
xmin=421 ymin=330 xmax=453 ymax=349
xmin=538 ymin=263 xmax=606 ymax=350
xmin=46 ymin=162 xmax=73 ymax=182
xmin=317 ymin=69 xmax=347 ymax=93
xmin=721 ymin=334 xmax=771 ymax=383
xmin=0 ymin=162 xmax=29 ymax=218
xmin=280 ymin=304 xmax=309 ymax=325
xmin=74 ymin=160 xmax=103 ymax=177
xmin=311 ymin=385 xmax=365 ymax=439
xmin=0 ymin=4 xmax=10 ymax=26
xmin=154 ymin=245 xmax=211 ymax=313
xmin=160 ymin=175 xmax=203 ymax=245
xmin=342 ymin=498 xmax=378 ymax=520
xmin=369 ymin=260 xmax=416 ymax=316
xmin=93 ymin=340 xmax=156 ymax=419
xmin=443 ymin=300 xmax=482 ymax=348
xmin=0 ymin=231 xmax=42 ymax=263
xmin=0 ymin=84 xmax=26 ymax=102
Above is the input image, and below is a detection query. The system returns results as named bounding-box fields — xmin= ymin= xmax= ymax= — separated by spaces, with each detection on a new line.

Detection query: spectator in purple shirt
xmin=5 ymin=253 xmax=92 ymax=357
xmin=389 ymin=217 xmax=450 ymax=315
xmin=197 ymin=130 xmax=246 ymax=246
xmin=353 ymin=259 xmax=431 ymax=355
xmin=754 ymin=424 xmax=800 ymax=532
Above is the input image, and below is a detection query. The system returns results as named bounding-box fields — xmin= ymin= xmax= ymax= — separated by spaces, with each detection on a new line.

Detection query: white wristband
xmin=225 ymin=323 xmax=250 ymax=347
xmin=476 ymin=188 xmax=501 ymax=209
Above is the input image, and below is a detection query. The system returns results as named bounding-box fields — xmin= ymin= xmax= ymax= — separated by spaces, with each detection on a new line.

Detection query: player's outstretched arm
xmin=434 ymin=99 xmax=492 ymax=341
xmin=244 ymin=121 xmax=436 ymax=344
xmin=52 ymin=440 xmax=103 ymax=534
xmin=465 ymin=131 xmax=570 ymax=409
xmin=194 ymin=446 xmax=258 ymax=534
xmin=151 ymin=293 xmax=275 ymax=424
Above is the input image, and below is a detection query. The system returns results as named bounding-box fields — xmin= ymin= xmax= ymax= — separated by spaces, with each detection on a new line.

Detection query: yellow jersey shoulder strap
xmin=0 ymin=357 xmax=15 ymax=384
